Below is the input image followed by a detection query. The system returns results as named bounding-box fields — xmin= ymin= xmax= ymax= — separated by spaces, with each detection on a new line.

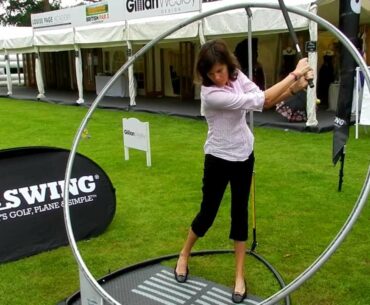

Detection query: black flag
xmin=332 ymin=0 xmax=361 ymax=166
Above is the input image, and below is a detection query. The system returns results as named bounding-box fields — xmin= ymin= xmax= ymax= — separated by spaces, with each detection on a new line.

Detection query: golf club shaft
xmin=278 ymin=0 xmax=314 ymax=88
xmin=250 ymin=171 xmax=257 ymax=251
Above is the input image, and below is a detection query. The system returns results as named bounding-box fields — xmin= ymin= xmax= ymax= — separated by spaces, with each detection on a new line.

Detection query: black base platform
xmin=61 ymin=264 xmax=263 ymax=305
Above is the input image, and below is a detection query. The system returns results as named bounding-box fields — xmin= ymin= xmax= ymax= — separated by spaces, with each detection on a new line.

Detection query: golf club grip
xmin=307 ymin=78 xmax=314 ymax=88
xmin=295 ymin=47 xmax=315 ymax=88
xmin=279 ymin=0 xmax=314 ymax=89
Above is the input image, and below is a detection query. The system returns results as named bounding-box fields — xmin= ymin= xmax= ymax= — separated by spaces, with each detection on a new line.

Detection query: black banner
xmin=0 ymin=147 xmax=116 ymax=263
xmin=332 ymin=0 xmax=361 ymax=165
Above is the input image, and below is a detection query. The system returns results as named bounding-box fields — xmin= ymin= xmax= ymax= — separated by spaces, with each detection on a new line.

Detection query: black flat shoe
xmin=174 ymin=264 xmax=189 ymax=283
xmin=231 ymin=291 xmax=246 ymax=303
xmin=231 ymin=280 xmax=247 ymax=303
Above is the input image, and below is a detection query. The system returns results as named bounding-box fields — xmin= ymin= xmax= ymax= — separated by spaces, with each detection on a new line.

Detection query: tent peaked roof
xmin=0 ymin=26 xmax=33 ymax=51
xmin=202 ymin=0 xmax=312 ymax=37
xmin=1 ymin=0 xmax=370 ymax=52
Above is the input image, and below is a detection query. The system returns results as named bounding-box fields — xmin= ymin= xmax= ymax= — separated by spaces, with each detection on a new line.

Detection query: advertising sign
xmin=0 ymin=147 xmax=116 ymax=263
xmin=31 ymin=8 xmax=73 ymax=29
xmin=31 ymin=0 xmax=201 ymax=29
xmin=31 ymin=0 xmax=126 ymax=30
xmin=124 ymin=0 xmax=201 ymax=20
xmin=123 ymin=118 xmax=151 ymax=167
xmin=73 ymin=0 xmax=126 ymax=26
xmin=85 ymin=2 xmax=110 ymax=23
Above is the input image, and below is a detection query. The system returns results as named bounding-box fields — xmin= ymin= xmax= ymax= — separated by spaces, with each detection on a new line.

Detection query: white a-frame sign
xmin=122 ymin=118 xmax=151 ymax=167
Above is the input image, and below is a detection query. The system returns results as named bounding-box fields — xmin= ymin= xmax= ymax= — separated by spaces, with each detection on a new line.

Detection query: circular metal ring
xmin=63 ymin=2 xmax=370 ymax=305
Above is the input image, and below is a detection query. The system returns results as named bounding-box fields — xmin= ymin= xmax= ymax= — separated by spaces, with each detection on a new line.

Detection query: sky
xmin=60 ymin=0 xmax=84 ymax=8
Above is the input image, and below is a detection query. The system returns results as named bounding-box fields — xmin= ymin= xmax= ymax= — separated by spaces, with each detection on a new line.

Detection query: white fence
xmin=0 ymin=54 xmax=24 ymax=87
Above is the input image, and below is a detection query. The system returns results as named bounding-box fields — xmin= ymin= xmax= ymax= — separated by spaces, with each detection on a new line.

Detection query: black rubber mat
xmin=66 ymin=264 xmax=263 ymax=305
xmin=8 ymin=86 xmax=337 ymax=133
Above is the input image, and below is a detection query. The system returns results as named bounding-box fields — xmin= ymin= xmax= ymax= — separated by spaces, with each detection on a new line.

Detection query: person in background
xmin=174 ymin=39 xmax=313 ymax=303
xmin=234 ymin=38 xmax=266 ymax=90
xmin=317 ymin=51 xmax=335 ymax=109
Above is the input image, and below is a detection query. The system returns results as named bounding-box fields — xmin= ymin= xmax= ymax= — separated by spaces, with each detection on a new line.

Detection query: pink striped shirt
xmin=201 ymin=70 xmax=265 ymax=161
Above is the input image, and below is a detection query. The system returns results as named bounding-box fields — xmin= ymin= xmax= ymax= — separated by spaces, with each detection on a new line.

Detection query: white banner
xmin=124 ymin=0 xmax=201 ymax=20
xmin=32 ymin=0 xmax=201 ymax=29
xmin=31 ymin=8 xmax=73 ymax=29
xmin=360 ymin=80 xmax=370 ymax=125
xmin=31 ymin=0 xmax=126 ymax=30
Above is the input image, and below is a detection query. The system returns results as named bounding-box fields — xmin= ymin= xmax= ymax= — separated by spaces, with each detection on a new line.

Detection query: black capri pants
xmin=191 ymin=152 xmax=255 ymax=241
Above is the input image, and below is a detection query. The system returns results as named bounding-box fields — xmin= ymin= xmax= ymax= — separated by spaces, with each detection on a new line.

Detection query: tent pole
xmin=5 ymin=51 xmax=13 ymax=96
xmin=34 ymin=48 xmax=45 ymax=100
xmin=306 ymin=4 xmax=319 ymax=127
xmin=198 ymin=4 xmax=206 ymax=46
xmin=75 ymin=45 xmax=84 ymax=105
xmin=126 ymin=40 xmax=136 ymax=107
xmin=246 ymin=7 xmax=254 ymax=132
xmin=16 ymin=53 xmax=21 ymax=86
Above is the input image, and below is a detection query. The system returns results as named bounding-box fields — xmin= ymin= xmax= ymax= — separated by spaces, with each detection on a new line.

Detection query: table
xmin=95 ymin=75 xmax=129 ymax=97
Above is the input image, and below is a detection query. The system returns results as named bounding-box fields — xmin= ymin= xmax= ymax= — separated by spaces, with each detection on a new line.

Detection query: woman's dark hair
xmin=195 ymin=39 xmax=240 ymax=86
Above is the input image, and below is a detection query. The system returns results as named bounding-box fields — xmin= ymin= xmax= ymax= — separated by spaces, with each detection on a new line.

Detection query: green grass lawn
xmin=0 ymin=97 xmax=369 ymax=305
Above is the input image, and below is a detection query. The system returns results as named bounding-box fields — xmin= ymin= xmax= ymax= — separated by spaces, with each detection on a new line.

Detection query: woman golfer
xmin=174 ymin=39 xmax=313 ymax=303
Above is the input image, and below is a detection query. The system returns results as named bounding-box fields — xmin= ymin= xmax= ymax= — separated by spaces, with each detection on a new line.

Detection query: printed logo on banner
xmin=31 ymin=9 xmax=72 ymax=29
xmin=0 ymin=175 xmax=99 ymax=220
xmin=334 ymin=116 xmax=346 ymax=127
xmin=0 ymin=147 xmax=116 ymax=263
xmin=125 ymin=0 xmax=201 ymax=20
xmin=350 ymin=0 xmax=361 ymax=14
xmin=85 ymin=2 xmax=110 ymax=24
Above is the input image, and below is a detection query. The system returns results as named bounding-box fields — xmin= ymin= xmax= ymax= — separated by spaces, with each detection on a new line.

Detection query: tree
xmin=0 ymin=0 xmax=60 ymax=26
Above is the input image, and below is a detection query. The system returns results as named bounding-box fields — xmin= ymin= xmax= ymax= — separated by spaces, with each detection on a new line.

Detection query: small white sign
xmin=124 ymin=0 xmax=201 ymax=20
xmin=123 ymin=118 xmax=151 ymax=167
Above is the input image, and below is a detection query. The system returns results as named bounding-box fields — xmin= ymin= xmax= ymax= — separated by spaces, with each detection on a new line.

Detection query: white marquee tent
xmin=0 ymin=0 xmax=369 ymax=125
xmin=2 ymin=1 xmax=368 ymax=52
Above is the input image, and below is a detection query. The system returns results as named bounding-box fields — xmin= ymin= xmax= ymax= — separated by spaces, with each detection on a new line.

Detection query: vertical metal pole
xmin=246 ymin=8 xmax=254 ymax=132
xmin=4 ymin=52 xmax=13 ymax=95
xmin=16 ymin=53 xmax=21 ymax=85
xmin=306 ymin=3 xmax=318 ymax=127
xmin=245 ymin=7 xmax=257 ymax=252
xmin=126 ymin=40 xmax=137 ymax=107
xmin=355 ymin=67 xmax=360 ymax=139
